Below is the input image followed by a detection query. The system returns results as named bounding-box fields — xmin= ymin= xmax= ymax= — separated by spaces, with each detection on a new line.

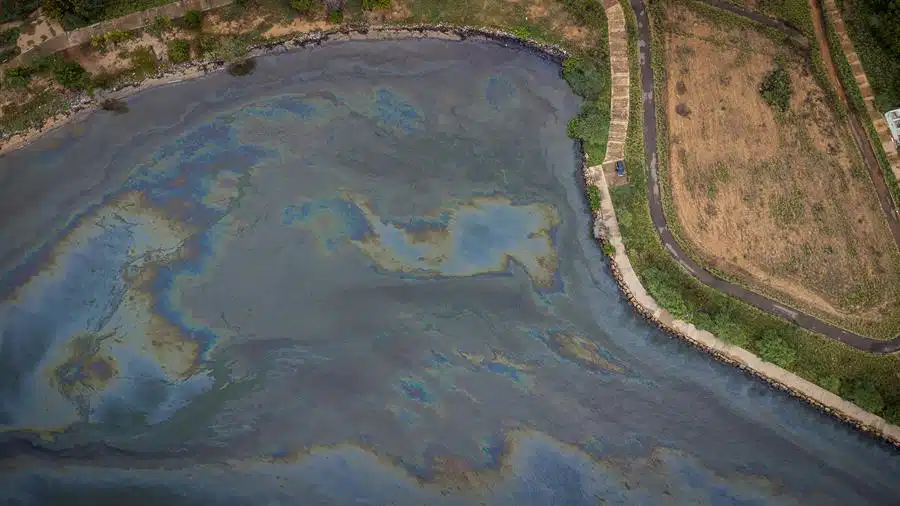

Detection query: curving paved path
xmin=626 ymin=0 xmax=900 ymax=353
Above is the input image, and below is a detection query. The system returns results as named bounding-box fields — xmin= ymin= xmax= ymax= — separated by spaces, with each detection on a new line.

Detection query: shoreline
xmin=2 ymin=23 xmax=898 ymax=449
xmin=588 ymin=157 xmax=900 ymax=449
xmin=0 ymin=24 xmax=567 ymax=156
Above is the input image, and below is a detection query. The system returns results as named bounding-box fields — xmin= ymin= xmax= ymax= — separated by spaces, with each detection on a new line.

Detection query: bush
xmin=759 ymin=64 xmax=792 ymax=112
xmin=819 ymin=374 xmax=842 ymax=394
xmin=841 ymin=378 xmax=885 ymax=414
xmin=567 ymin=101 xmax=609 ymax=162
xmin=563 ymin=57 xmax=608 ymax=102
xmin=586 ymin=185 xmax=603 ymax=211
xmin=31 ymin=53 xmax=64 ymax=73
xmin=362 ymin=0 xmax=389 ymax=9
xmin=52 ymin=59 xmax=88 ymax=89
xmin=0 ymin=26 xmax=21 ymax=47
xmin=182 ymin=9 xmax=202 ymax=30
xmin=0 ymin=0 xmax=41 ymax=23
xmin=756 ymin=330 xmax=797 ymax=368
xmin=167 ymin=38 xmax=190 ymax=64
xmin=328 ymin=8 xmax=343 ymax=23
xmin=561 ymin=0 xmax=606 ymax=28
xmin=92 ymin=29 xmax=132 ymax=50
xmin=4 ymin=66 xmax=32 ymax=88
xmin=290 ymin=0 xmax=316 ymax=14
xmin=148 ymin=15 xmax=172 ymax=37
xmin=129 ymin=46 xmax=158 ymax=78
xmin=0 ymin=46 xmax=20 ymax=64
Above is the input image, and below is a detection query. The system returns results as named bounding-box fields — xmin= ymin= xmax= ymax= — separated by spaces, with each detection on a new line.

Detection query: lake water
xmin=0 ymin=39 xmax=897 ymax=505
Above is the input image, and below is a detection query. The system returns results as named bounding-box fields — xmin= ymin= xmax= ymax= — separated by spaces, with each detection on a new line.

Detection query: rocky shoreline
xmin=586 ymin=156 xmax=900 ymax=449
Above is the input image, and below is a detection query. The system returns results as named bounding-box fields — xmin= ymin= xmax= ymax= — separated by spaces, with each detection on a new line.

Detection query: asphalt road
xmin=628 ymin=0 xmax=900 ymax=353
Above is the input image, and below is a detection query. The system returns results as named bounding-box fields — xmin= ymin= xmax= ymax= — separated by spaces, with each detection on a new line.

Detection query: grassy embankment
xmin=609 ymin=0 xmax=900 ymax=421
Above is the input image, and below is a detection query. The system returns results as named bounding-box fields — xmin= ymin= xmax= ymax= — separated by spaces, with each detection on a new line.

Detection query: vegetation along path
xmin=628 ymin=0 xmax=900 ymax=353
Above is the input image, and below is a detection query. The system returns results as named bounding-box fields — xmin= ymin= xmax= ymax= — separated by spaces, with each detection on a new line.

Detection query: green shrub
xmin=167 ymin=38 xmax=191 ymax=64
xmin=129 ymin=46 xmax=158 ymax=78
xmin=290 ymin=0 xmax=316 ymax=14
xmin=31 ymin=53 xmax=64 ymax=73
xmin=52 ymin=59 xmax=88 ymax=89
xmin=756 ymin=330 xmax=798 ymax=368
xmin=4 ymin=66 xmax=32 ymax=88
xmin=586 ymin=185 xmax=603 ymax=212
xmin=0 ymin=0 xmax=40 ymax=23
xmin=560 ymin=0 xmax=606 ymax=28
xmin=563 ymin=57 xmax=608 ymax=102
xmin=182 ymin=9 xmax=203 ymax=30
xmin=841 ymin=378 xmax=885 ymax=413
xmin=567 ymin=101 xmax=610 ymax=163
xmin=328 ymin=8 xmax=343 ymax=23
xmin=0 ymin=46 xmax=20 ymax=64
xmin=362 ymin=0 xmax=390 ymax=10
xmin=91 ymin=29 xmax=132 ymax=50
xmin=642 ymin=266 xmax=693 ymax=318
xmin=819 ymin=374 xmax=842 ymax=394
xmin=759 ymin=63 xmax=792 ymax=112
xmin=148 ymin=15 xmax=172 ymax=37
xmin=0 ymin=26 xmax=21 ymax=47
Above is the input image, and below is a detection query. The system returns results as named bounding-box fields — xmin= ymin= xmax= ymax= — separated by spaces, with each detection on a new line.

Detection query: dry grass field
xmin=662 ymin=3 xmax=900 ymax=338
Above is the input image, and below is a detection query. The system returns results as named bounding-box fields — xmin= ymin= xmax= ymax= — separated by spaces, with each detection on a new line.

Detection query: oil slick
xmin=283 ymin=193 xmax=561 ymax=289
xmin=0 ymin=430 xmax=803 ymax=506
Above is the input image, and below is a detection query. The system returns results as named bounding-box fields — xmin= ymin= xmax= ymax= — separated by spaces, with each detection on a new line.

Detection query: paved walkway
xmin=625 ymin=0 xmax=900 ymax=352
xmin=596 ymin=0 xmax=900 ymax=443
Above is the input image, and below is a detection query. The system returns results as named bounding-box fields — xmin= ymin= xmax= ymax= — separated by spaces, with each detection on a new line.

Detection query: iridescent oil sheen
xmin=0 ymin=39 xmax=897 ymax=505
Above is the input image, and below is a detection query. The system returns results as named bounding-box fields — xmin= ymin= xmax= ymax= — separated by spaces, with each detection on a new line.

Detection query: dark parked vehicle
xmin=615 ymin=160 xmax=626 ymax=176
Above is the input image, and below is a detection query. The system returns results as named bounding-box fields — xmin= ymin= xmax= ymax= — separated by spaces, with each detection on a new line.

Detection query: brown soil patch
xmin=15 ymin=11 xmax=62 ymax=52
xmin=663 ymin=5 xmax=900 ymax=336
xmin=66 ymin=31 xmax=180 ymax=74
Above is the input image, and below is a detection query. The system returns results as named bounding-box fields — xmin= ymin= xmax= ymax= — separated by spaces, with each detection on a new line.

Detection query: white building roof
xmin=887 ymin=108 xmax=900 ymax=146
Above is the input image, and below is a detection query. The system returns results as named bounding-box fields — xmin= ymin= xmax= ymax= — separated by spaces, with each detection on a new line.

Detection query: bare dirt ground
xmin=15 ymin=10 xmax=63 ymax=51
xmin=663 ymin=4 xmax=900 ymax=337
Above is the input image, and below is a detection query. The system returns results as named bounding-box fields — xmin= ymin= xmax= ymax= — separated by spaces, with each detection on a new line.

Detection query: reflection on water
xmin=0 ymin=39 xmax=897 ymax=505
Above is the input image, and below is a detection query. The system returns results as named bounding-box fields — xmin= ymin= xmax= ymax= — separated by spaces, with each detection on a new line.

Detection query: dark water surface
xmin=0 ymin=39 xmax=897 ymax=505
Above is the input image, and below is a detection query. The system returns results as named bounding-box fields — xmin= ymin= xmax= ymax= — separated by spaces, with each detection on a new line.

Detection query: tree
xmin=870 ymin=0 xmax=900 ymax=57
xmin=760 ymin=64 xmax=792 ymax=112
